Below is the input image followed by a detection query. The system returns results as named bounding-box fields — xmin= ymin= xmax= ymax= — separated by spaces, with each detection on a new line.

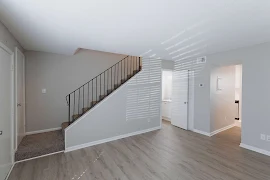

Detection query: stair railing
xmin=66 ymin=56 xmax=141 ymax=124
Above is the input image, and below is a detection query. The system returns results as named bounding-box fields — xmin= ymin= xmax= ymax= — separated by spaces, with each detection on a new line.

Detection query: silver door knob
xmin=184 ymin=102 xmax=187 ymax=104
xmin=17 ymin=103 xmax=21 ymax=107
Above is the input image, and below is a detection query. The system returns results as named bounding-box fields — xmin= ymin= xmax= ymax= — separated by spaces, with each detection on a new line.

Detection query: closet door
xmin=0 ymin=45 xmax=13 ymax=180
xmin=171 ymin=70 xmax=188 ymax=130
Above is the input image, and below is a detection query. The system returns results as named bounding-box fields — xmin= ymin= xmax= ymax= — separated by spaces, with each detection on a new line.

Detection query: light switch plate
xmin=42 ymin=89 xmax=47 ymax=93
xmin=267 ymin=135 xmax=270 ymax=142
xmin=261 ymin=134 xmax=266 ymax=140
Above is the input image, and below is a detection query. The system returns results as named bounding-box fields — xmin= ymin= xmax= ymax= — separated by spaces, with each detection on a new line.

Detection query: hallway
xmin=9 ymin=122 xmax=270 ymax=180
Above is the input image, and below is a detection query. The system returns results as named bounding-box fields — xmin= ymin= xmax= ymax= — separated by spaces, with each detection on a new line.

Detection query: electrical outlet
xmin=261 ymin=134 xmax=266 ymax=140
xmin=267 ymin=135 xmax=270 ymax=142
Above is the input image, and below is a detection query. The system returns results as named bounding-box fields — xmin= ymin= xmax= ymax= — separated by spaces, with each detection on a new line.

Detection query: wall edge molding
xmin=210 ymin=123 xmax=235 ymax=136
xmin=193 ymin=129 xmax=211 ymax=137
xmin=65 ymin=126 xmax=161 ymax=152
xmin=25 ymin=127 xmax=61 ymax=135
xmin=240 ymin=143 xmax=270 ymax=156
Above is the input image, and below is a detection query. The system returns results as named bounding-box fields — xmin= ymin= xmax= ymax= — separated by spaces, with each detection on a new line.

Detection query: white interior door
xmin=171 ymin=70 xmax=188 ymax=129
xmin=0 ymin=44 xmax=13 ymax=180
xmin=15 ymin=48 xmax=25 ymax=149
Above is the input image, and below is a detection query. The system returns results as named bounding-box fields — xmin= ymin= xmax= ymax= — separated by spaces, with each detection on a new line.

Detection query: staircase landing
xmin=15 ymin=130 xmax=64 ymax=161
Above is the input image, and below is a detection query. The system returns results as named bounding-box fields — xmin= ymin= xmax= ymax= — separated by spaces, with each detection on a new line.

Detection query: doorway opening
xmin=161 ymin=70 xmax=173 ymax=123
xmin=161 ymin=69 xmax=194 ymax=131
xmin=210 ymin=64 xmax=242 ymax=143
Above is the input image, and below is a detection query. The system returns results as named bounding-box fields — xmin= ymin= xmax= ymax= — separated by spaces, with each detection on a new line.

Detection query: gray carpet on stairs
xmin=15 ymin=130 xmax=64 ymax=161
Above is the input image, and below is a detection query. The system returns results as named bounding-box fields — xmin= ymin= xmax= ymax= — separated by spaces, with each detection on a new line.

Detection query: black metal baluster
xmin=107 ymin=70 xmax=109 ymax=93
xmin=68 ymin=94 xmax=70 ymax=124
xmin=124 ymin=59 xmax=125 ymax=80
xmin=117 ymin=63 xmax=119 ymax=85
xmin=73 ymin=92 xmax=75 ymax=122
xmin=83 ymin=85 xmax=84 ymax=110
xmin=139 ymin=57 xmax=141 ymax=70
xmin=78 ymin=89 xmax=80 ymax=115
xmin=130 ymin=56 xmax=132 ymax=76
xmin=100 ymin=75 xmax=101 ymax=99
xmin=88 ymin=82 xmax=89 ymax=107
xmin=92 ymin=80 xmax=93 ymax=106
xmin=114 ymin=65 xmax=116 ymax=87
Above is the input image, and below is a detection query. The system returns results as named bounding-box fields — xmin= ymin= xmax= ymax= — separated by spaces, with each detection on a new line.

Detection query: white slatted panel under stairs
xmin=126 ymin=58 xmax=161 ymax=121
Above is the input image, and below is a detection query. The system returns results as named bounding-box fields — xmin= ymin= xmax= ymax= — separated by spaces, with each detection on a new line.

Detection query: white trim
xmin=15 ymin=150 xmax=64 ymax=163
xmin=240 ymin=143 xmax=270 ymax=156
xmin=25 ymin=127 xmax=61 ymax=135
xmin=162 ymin=116 xmax=171 ymax=122
xmin=4 ymin=163 xmax=14 ymax=180
xmin=65 ymin=126 xmax=161 ymax=153
xmin=209 ymin=123 xmax=235 ymax=136
xmin=0 ymin=41 xmax=12 ymax=55
xmin=14 ymin=47 xmax=26 ymax=150
xmin=193 ymin=129 xmax=211 ymax=136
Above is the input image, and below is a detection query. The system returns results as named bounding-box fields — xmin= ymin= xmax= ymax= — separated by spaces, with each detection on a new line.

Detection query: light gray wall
xmin=210 ymin=65 xmax=236 ymax=132
xmin=192 ymin=42 xmax=270 ymax=152
xmin=162 ymin=60 xmax=174 ymax=70
xmin=66 ymin=58 xmax=161 ymax=149
xmin=25 ymin=50 xmax=126 ymax=132
xmin=0 ymin=21 xmax=23 ymax=52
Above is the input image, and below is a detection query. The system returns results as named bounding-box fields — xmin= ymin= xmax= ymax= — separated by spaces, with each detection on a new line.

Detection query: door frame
xmin=187 ymin=70 xmax=195 ymax=131
xmin=14 ymin=47 xmax=25 ymax=150
xmin=0 ymin=41 xmax=15 ymax=166
xmin=160 ymin=68 xmax=173 ymax=128
xmin=163 ymin=68 xmax=194 ymax=130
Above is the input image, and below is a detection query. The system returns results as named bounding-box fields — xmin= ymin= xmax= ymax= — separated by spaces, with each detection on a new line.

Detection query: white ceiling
xmin=0 ymin=0 xmax=270 ymax=60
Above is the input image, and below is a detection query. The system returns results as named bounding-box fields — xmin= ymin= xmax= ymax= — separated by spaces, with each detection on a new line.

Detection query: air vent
xmin=197 ymin=56 xmax=206 ymax=64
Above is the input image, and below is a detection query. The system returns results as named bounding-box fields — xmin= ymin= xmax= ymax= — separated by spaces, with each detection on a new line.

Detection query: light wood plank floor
xmin=9 ymin=121 xmax=270 ymax=180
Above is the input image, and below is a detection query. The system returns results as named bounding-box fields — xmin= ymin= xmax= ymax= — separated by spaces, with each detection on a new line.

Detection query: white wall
xmin=25 ymin=50 xmax=126 ymax=132
xmin=210 ymin=65 xmax=236 ymax=132
xmin=162 ymin=60 xmax=174 ymax=70
xmin=235 ymin=65 xmax=242 ymax=122
xmin=0 ymin=21 xmax=23 ymax=53
xmin=162 ymin=70 xmax=172 ymax=100
xmin=65 ymin=58 xmax=161 ymax=150
xmin=192 ymin=42 xmax=270 ymax=152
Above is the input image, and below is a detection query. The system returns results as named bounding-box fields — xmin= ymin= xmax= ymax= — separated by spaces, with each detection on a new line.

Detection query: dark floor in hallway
xmin=15 ymin=130 xmax=64 ymax=161
xmin=10 ymin=122 xmax=270 ymax=180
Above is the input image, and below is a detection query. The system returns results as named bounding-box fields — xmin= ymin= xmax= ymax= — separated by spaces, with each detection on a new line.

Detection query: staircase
xmin=62 ymin=56 xmax=141 ymax=133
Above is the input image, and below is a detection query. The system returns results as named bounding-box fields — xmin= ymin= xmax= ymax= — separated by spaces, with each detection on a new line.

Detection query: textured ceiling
xmin=0 ymin=0 xmax=270 ymax=60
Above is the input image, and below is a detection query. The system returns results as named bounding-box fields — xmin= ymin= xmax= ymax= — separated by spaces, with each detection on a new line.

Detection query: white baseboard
xmin=5 ymin=163 xmax=14 ymax=180
xmin=25 ymin=127 xmax=61 ymax=135
xmin=240 ymin=143 xmax=270 ymax=156
xmin=65 ymin=126 xmax=161 ymax=153
xmin=235 ymin=120 xmax=241 ymax=127
xmin=210 ymin=123 xmax=235 ymax=136
xmin=162 ymin=117 xmax=171 ymax=122
xmin=193 ymin=129 xmax=211 ymax=137
xmin=15 ymin=150 xmax=64 ymax=163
